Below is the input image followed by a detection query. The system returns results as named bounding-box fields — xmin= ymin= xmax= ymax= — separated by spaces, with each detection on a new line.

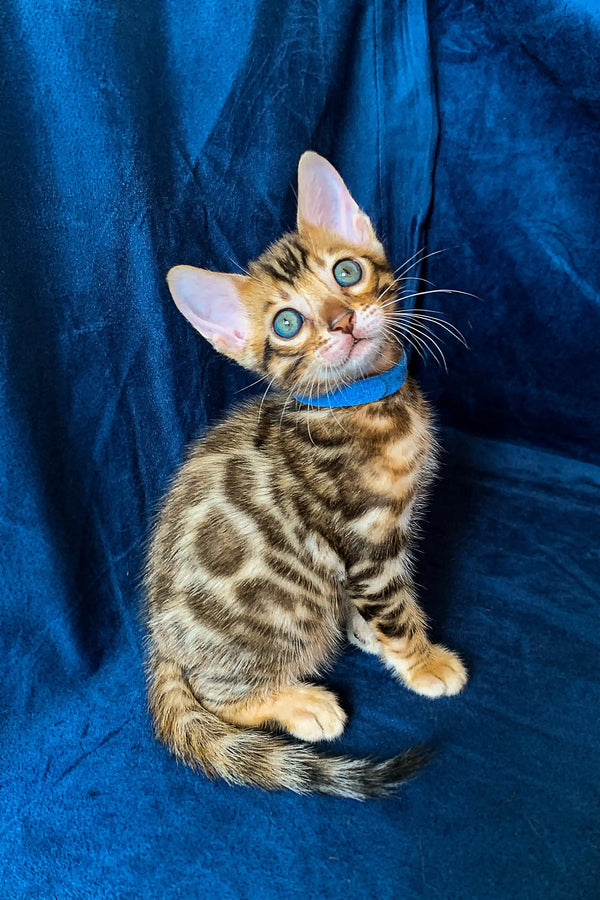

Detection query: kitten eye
xmin=273 ymin=308 xmax=304 ymax=339
xmin=333 ymin=258 xmax=362 ymax=287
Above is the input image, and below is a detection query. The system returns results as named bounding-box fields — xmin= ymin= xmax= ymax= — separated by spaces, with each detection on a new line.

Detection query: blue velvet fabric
xmin=1 ymin=1 xmax=598 ymax=897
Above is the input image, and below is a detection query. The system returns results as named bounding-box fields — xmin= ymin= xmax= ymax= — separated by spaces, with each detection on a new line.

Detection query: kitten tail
xmin=148 ymin=657 xmax=428 ymax=800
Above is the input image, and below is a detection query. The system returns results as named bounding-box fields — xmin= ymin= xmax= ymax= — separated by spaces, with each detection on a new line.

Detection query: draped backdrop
xmin=1 ymin=1 xmax=598 ymax=897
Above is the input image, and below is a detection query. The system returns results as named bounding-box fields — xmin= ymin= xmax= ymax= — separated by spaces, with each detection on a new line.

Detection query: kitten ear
xmin=297 ymin=151 xmax=376 ymax=246
xmin=166 ymin=265 xmax=251 ymax=358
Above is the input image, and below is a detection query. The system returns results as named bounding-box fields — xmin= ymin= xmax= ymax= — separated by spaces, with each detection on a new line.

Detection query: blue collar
xmin=292 ymin=354 xmax=408 ymax=408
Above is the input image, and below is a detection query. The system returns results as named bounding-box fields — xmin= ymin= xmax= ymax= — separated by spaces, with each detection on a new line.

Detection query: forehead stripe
xmin=277 ymin=243 xmax=304 ymax=280
xmin=261 ymin=262 xmax=295 ymax=285
xmin=260 ymin=238 xmax=308 ymax=286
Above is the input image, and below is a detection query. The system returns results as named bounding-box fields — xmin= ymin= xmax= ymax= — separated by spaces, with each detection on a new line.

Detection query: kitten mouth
xmin=343 ymin=334 xmax=402 ymax=380
xmin=349 ymin=337 xmax=366 ymax=356
xmin=316 ymin=335 xmax=385 ymax=384
xmin=348 ymin=336 xmax=377 ymax=364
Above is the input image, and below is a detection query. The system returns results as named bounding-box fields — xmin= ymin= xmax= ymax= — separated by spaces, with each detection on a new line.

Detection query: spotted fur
xmin=145 ymin=153 xmax=467 ymax=799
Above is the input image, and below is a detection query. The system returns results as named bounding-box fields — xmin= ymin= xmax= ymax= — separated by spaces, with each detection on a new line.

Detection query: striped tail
xmin=148 ymin=657 xmax=428 ymax=800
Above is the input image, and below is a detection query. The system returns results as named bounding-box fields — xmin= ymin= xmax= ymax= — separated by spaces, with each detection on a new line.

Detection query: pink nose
xmin=329 ymin=309 xmax=355 ymax=335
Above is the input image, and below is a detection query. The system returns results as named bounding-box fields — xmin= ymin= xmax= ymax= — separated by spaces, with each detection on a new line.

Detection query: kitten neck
xmin=292 ymin=352 xmax=408 ymax=409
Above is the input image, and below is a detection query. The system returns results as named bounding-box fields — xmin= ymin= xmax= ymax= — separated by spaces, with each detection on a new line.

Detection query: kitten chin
xmin=344 ymin=336 xmax=401 ymax=376
xmin=307 ymin=334 xmax=402 ymax=393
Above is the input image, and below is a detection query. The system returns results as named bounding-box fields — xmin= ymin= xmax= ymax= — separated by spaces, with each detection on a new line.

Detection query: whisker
xmin=377 ymin=271 xmax=437 ymax=304
xmin=305 ymin=370 xmax=319 ymax=446
xmin=377 ymin=280 xmax=400 ymax=303
xmin=257 ymin=372 xmax=279 ymax=424
xmin=279 ymin=381 xmax=299 ymax=430
xmin=387 ymin=310 xmax=468 ymax=346
xmin=323 ymin=365 xmax=351 ymax=434
xmin=392 ymin=306 xmax=467 ymax=317
xmin=281 ymin=366 xmax=315 ymax=429
xmin=386 ymin=321 xmax=448 ymax=371
xmin=391 ymin=246 xmax=430 ymax=280
xmin=235 ymin=372 xmax=271 ymax=394
xmin=378 ymin=247 xmax=450 ymax=304
xmin=395 ymin=247 xmax=450 ymax=280
xmin=399 ymin=329 xmax=446 ymax=370
xmin=381 ymin=324 xmax=427 ymax=366
xmin=385 ymin=319 xmax=446 ymax=368
xmin=225 ymin=253 xmax=251 ymax=277
xmin=398 ymin=319 xmax=453 ymax=356
xmin=376 ymin=247 xmax=436 ymax=302
xmin=381 ymin=287 xmax=481 ymax=309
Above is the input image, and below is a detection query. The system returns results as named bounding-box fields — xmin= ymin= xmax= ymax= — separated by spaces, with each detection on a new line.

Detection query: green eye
xmin=273 ymin=308 xmax=304 ymax=338
xmin=333 ymin=258 xmax=362 ymax=287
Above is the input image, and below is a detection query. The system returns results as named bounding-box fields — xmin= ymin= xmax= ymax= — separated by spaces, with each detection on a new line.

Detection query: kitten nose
xmin=329 ymin=309 xmax=355 ymax=334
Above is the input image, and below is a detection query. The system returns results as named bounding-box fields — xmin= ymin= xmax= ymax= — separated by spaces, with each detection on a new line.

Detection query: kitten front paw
xmin=389 ymin=644 xmax=468 ymax=698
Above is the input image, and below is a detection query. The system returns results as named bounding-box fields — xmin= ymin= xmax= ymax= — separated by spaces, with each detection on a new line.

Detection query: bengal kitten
xmin=145 ymin=151 xmax=467 ymax=799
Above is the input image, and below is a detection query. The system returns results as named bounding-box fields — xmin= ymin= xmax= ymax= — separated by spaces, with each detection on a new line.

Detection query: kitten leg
xmin=350 ymin=565 xmax=467 ymax=698
xmin=208 ymin=684 xmax=347 ymax=743
xmin=346 ymin=605 xmax=381 ymax=655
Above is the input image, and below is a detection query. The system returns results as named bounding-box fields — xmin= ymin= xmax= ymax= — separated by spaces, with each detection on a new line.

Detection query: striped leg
xmin=349 ymin=558 xmax=468 ymax=698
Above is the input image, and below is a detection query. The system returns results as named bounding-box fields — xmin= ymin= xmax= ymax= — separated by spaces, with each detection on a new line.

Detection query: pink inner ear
xmin=166 ymin=266 xmax=249 ymax=351
xmin=297 ymin=151 xmax=373 ymax=245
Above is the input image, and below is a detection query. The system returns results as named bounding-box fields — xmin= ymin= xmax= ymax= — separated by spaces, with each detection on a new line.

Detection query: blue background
xmin=1 ymin=1 xmax=598 ymax=897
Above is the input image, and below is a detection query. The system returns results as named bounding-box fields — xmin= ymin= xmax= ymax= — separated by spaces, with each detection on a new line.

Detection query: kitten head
xmin=167 ymin=152 xmax=401 ymax=396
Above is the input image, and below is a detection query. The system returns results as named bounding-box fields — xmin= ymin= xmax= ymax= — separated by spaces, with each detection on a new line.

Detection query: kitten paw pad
xmin=402 ymin=645 xmax=468 ymax=698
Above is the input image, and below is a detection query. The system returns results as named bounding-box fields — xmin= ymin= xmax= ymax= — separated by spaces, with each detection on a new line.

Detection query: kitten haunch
xmin=144 ymin=152 xmax=467 ymax=799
